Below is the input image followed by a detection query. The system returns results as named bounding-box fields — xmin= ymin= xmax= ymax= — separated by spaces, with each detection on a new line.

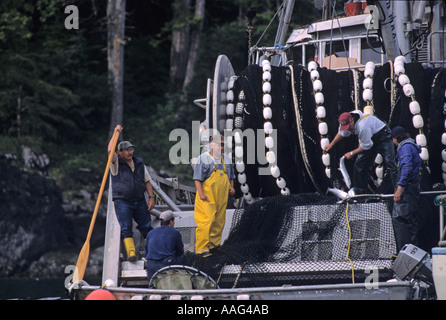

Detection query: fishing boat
xmin=68 ymin=0 xmax=446 ymax=300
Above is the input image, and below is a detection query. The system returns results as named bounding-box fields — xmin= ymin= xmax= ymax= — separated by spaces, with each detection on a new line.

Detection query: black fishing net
xmin=179 ymin=61 xmax=445 ymax=288
xmin=230 ymin=61 xmax=445 ymax=196
xmin=184 ymin=193 xmax=397 ymax=288
xmin=233 ymin=63 xmax=327 ymax=197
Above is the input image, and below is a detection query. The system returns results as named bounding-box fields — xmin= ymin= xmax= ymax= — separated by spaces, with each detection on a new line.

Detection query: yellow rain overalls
xmin=194 ymin=154 xmax=231 ymax=254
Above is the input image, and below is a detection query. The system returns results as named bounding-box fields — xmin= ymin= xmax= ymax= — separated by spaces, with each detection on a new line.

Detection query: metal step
xmin=120 ymin=260 xmax=148 ymax=287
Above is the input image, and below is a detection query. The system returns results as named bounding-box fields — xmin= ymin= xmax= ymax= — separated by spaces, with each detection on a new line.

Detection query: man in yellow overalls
xmin=193 ymin=134 xmax=235 ymax=257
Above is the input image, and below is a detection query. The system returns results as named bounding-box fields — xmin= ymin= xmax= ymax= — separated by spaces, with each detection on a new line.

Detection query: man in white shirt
xmin=324 ymin=111 xmax=397 ymax=194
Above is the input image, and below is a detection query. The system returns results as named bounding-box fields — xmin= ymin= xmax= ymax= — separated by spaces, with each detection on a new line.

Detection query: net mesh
xmin=185 ymin=194 xmax=396 ymax=288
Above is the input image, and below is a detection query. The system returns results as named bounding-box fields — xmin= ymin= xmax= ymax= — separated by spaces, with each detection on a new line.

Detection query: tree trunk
xmin=169 ymin=0 xmax=191 ymax=93
xmin=16 ymin=86 xmax=22 ymax=138
xmin=181 ymin=0 xmax=206 ymax=101
xmin=107 ymin=0 xmax=126 ymax=137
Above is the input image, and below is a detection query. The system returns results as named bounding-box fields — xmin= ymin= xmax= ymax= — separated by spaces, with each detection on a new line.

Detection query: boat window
xmin=289 ymin=44 xmax=317 ymax=66
xmin=288 ymin=45 xmax=302 ymax=65
xmin=325 ymin=41 xmax=349 ymax=58
xmin=361 ymin=37 xmax=382 ymax=64
xmin=303 ymin=44 xmax=317 ymax=66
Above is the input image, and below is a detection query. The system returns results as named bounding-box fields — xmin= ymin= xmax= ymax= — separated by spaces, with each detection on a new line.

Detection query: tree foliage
xmin=0 ymin=0 xmax=321 ymax=179
xmin=0 ymin=0 xmax=78 ymax=138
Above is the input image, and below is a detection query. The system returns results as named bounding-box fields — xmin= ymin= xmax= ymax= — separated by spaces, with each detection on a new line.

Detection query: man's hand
xmin=344 ymin=151 xmax=354 ymax=160
xmin=324 ymin=143 xmax=332 ymax=153
xmin=394 ymin=186 xmax=403 ymax=203
xmin=199 ymin=193 xmax=210 ymax=202
xmin=148 ymin=197 xmax=155 ymax=210
xmin=229 ymin=187 xmax=235 ymax=196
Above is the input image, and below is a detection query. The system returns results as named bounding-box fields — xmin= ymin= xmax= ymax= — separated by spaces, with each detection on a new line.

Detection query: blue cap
xmin=391 ymin=126 xmax=407 ymax=138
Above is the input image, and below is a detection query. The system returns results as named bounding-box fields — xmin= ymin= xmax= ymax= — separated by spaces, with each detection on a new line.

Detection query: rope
xmin=352 ymin=69 xmax=360 ymax=110
xmin=388 ymin=59 xmax=396 ymax=123
xmin=232 ymin=262 xmax=246 ymax=289
xmin=289 ymin=65 xmax=322 ymax=193
xmin=254 ymin=2 xmax=284 ymax=47
xmin=345 ymin=202 xmax=355 ymax=283
xmin=328 ymin=0 xmax=351 ymax=71
xmin=216 ymin=262 xmax=226 ymax=285
xmin=434 ymin=195 xmax=446 ymax=208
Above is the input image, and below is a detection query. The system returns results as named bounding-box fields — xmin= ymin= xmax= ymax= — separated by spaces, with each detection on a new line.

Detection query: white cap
xmin=159 ymin=210 xmax=178 ymax=221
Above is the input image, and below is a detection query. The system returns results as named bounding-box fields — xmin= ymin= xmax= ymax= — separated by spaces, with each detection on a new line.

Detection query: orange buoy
xmin=85 ymin=289 xmax=116 ymax=300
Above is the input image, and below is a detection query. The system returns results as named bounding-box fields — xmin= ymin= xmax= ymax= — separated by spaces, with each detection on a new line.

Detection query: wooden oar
xmin=72 ymin=128 xmax=120 ymax=282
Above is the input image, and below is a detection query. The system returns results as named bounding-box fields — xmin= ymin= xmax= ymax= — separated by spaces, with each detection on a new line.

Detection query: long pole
xmin=72 ymin=128 xmax=120 ymax=282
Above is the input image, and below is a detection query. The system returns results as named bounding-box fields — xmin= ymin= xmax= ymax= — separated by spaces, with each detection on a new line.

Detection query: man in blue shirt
xmin=145 ymin=210 xmax=186 ymax=285
xmin=391 ymin=126 xmax=422 ymax=252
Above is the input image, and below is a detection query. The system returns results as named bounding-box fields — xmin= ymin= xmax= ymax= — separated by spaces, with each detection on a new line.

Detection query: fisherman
xmin=144 ymin=210 xmax=186 ymax=285
xmin=391 ymin=126 xmax=422 ymax=252
xmin=193 ymin=134 xmax=236 ymax=257
xmin=108 ymin=125 xmax=156 ymax=261
xmin=324 ymin=110 xmax=397 ymax=194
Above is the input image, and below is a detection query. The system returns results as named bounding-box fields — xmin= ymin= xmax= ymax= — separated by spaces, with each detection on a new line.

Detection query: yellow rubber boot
xmin=123 ymin=237 xmax=137 ymax=262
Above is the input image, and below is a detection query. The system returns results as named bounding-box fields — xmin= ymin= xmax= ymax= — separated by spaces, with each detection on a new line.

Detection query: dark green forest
xmin=0 ymin=0 xmax=320 ymax=187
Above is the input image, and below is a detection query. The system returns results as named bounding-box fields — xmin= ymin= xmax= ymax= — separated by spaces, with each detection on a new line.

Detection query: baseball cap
xmin=118 ymin=141 xmax=134 ymax=151
xmin=338 ymin=112 xmax=353 ymax=131
xmin=391 ymin=126 xmax=407 ymax=138
xmin=159 ymin=210 xmax=178 ymax=222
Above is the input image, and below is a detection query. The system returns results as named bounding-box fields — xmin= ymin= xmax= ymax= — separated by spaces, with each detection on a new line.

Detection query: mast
xmin=392 ymin=0 xmax=411 ymax=57
xmin=271 ymin=0 xmax=295 ymax=65
xmin=375 ymin=0 xmax=401 ymax=61
xmin=431 ymin=1 xmax=445 ymax=67
xmin=274 ymin=0 xmax=296 ymax=48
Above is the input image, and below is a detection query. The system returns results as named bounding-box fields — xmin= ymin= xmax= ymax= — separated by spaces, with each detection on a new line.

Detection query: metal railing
xmin=427 ymin=30 xmax=446 ymax=67
xmin=436 ymin=193 xmax=446 ymax=247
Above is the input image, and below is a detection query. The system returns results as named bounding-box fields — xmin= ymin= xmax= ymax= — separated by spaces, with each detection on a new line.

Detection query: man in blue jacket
xmin=391 ymin=126 xmax=422 ymax=252
xmin=145 ymin=210 xmax=186 ymax=285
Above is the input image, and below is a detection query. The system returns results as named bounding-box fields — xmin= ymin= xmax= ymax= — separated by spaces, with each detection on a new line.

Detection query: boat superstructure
xmin=69 ymin=0 xmax=446 ymax=300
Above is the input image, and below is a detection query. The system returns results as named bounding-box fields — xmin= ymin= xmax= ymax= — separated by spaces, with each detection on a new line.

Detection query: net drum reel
xmin=212 ymin=54 xmax=236 ymax=135
xmin=149 ymin=265 xmax=219 ymax=290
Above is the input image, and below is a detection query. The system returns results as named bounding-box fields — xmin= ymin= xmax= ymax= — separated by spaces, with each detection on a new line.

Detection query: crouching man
xmin=144 ymin=210 xmax=186 ymax=286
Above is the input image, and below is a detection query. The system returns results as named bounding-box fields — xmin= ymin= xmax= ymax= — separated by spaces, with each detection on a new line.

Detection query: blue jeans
xmin=113 ymin=198 xmax=152 ymax=238
xmin=354 ymin=127 xmax=397 ymax=194
xmin=392 ymin=178 xmax=420 ymax=252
